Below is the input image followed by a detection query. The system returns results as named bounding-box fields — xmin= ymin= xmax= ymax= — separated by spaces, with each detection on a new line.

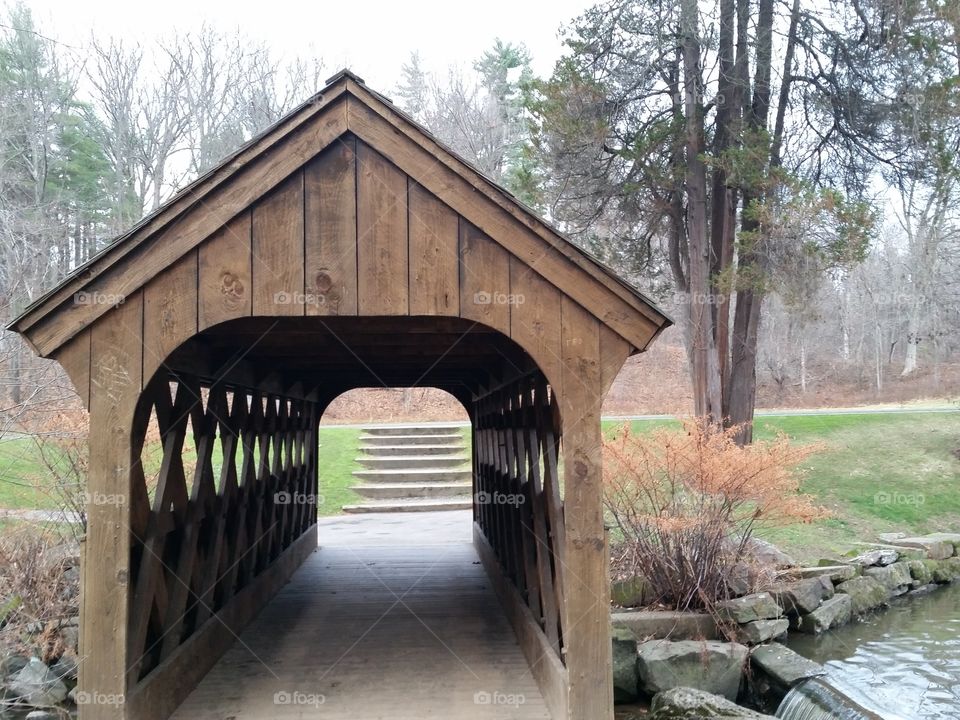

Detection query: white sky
xmin=24 ymin=0 xmax=590 ymax=90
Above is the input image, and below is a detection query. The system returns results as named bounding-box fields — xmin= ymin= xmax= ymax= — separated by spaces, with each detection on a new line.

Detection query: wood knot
xmin=219 ymin=271 xmax=245 ymax=308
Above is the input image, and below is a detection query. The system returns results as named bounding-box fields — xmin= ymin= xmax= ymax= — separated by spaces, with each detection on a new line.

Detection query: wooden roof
xmin=9 ymin=70 xmax=670 ymax=358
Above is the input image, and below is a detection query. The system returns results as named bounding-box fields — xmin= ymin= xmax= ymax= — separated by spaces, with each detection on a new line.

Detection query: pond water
xmin=785 ymin=583 xmax=960 ymax=719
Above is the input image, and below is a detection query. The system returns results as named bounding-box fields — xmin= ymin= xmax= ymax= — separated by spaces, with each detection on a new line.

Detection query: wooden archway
xmin=9 ymin=71 xmax=670 ymax=720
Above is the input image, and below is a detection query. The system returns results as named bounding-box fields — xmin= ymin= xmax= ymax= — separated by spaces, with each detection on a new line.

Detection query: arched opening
xmin=123 ymin=314 xmax=567 ymax=719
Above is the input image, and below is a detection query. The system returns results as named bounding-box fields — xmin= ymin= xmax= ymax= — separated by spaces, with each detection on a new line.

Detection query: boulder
xmin=611 ymin=576 xmax=651 ymax=607
xmin=612 ymin=611 xmax=719 ymax=641
xmin=890 ymin=537 xmax=954 ymax=560
xmin=612 ymin=626 xmax=639 ymax=703
xmin=877 ymin=532 xmax=906 ymax=543
xmin=637 ymin=640 xmax=748 ymax=700
xmin=795 ymin=594 xmax=852 ymax=635
xmin=715 ymin=593 xmax=782 ymax=624
xmin=769 ymin=576 xmax=833 ymax=615
xmin=750 ymin=643 xmax=826 ymax=687
xmin=741 ymin=538 xmax=796 ymax=568
xmin=835 ymin=576 xmax=888 ymax=615
xmin=49 ymin=653 xmax=78 ymax=685
xmin=907 ymin=559 xmax=935 ymax=586
xmin=863 ymin=561 xmax=913 ymax=591
xmin=932 ymin=557 xmax=960 ymax=583
xmin=849 ymin=548 xmax=899 ymax=567
xmin=25 ymin=712 xmax=60 ymax=720
xmin=785 ymin=565 xmax=857 ymax=583
xmin=649 ymin=686 xmax=776 ymax=718
xmin=735 ymin=618 xmax=789 ymax=645
xmin=1 ymin=653 xmax=30 ymax=680
xmin=923 ymin=532 xmax=960 ymax=550
xmin=6 ymin=657 xmax=68 ymax=706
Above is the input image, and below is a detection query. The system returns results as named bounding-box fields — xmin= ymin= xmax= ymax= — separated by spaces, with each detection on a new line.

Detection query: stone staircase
xmin=342 ymin=423 xmax=473 ymax=513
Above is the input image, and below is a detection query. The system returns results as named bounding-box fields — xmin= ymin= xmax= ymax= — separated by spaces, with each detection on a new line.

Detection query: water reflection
xmin=786 ymin=583 xmax=960 ymax=719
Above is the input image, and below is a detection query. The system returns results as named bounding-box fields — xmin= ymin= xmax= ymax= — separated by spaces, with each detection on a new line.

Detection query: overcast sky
xmin=23 ymin=0 xmax=591 ymax=90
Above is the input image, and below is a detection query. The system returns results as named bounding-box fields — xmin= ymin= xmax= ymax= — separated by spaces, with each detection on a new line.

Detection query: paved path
xmin=171 ymin=511 xmax=550 ymax=719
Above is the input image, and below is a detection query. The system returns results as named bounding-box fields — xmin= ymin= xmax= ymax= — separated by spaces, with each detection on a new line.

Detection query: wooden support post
xmin=559 ymin=297 xmax=613 ymax=720
xmin=81 ymin=292 xmax=143 ymax=720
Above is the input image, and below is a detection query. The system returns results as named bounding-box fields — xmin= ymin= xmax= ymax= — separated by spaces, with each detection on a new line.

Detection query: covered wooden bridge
xmin=9 ymin=71 xmax=670 ymax=720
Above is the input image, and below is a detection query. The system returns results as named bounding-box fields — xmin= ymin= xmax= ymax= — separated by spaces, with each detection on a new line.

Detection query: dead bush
xmin=603 ymin=418 xmax=823 ymax=611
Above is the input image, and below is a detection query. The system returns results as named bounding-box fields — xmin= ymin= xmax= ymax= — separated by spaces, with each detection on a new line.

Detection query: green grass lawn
xmin=606 ymin=411 xmax=960 ymax=564
xmin=3 ymin=413 xmax=956 ymax=560
xmin=0 ymin=426 xmax=366 ymax=516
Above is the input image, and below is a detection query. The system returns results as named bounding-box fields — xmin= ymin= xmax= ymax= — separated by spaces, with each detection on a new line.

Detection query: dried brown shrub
xmin=603 ymin=418 xmax=823 ymax=611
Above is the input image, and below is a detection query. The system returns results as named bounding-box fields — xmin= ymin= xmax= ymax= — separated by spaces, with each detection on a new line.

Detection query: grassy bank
xmin=2 ymin=413 xmax=956 ymax=558
xmin=608 ymin=411 xmax=960 ymax=563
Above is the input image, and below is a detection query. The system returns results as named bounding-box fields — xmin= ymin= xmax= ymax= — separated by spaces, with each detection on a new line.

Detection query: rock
xmin=863 ymin=561 xmax=913 ymax=591
xmin=637 ymin=640 xmax=748 ymax=700
xmin=736 ymin=618 xmax=789 ymax=645
xmin=932 ymin=557 xmax=960 ymax=583
xmin=726 ymin=561 xmax=777 ymax=597
xmin=649 ymin=686 xmax=776 ymax=718
xmin=612 ymin=611 xmax=719 ymax=641
xmin=715 ymin=593 xmax=782 ymax=624
xmin=50 ymin=653 xmax=79 ymax=685
xmin=59 ymin=624 xmax=80 ymax=654
xmin=611 ymin=576 xmax=651 ymax=608
xmin=890 ymin=537 xmax=954 ymax=560
xmin=6 ymin=657 xmax=68 ymax=706
xmin=877 ymin=532 xmax=906 ymax=543
xmin=750 ymin=642 xmax=826 ymax=687
xmin=768 ymin=577 xmax=833 ymax=615
xmin=736 ymin=538 xmax=795 ymax=568
xmin=835 ymin=576 xmax=888 ymax=615
xmin=907 ymin=559 xmax=935 ymax=585
xmin=784 ymin=565 xmax=857 ymax=583
xmin=25 ymin=712 xmax=60 ymax=720
xmin=612 ymin=626 xmax=639 ymax=703
xmin=1 ymin=653 xmax=30 ymax=679
xmin=41 ymin=541 xmax=80 ymax=571
xmin=850 ymin=548 xmax=899 ymax=567
xmin=923 ymin=532 xmax=960 ymax=550
xmin=795 ymin=595 xmax=852 ymax=635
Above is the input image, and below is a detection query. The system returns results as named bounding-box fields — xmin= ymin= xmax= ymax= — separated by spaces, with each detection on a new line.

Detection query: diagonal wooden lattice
xmin=474 ymin=372 xmax=566 ymax=660
xmin=127 ymin=374 xmax=319 ymax=684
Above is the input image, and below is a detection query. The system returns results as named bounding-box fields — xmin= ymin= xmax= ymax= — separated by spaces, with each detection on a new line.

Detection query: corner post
xmin=80 ymin=293 xmax=143 ymax=720
xmin=559 ymin=297 xmax=613 ymax=720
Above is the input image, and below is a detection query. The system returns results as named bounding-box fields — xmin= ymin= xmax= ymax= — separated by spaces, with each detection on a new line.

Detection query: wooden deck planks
xmin=170 ymin=518 xmax=551 ymax=720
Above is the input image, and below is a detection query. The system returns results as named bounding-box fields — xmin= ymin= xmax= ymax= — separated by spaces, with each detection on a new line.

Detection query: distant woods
xmin=0 ymin=1 xmax=957 ymax=435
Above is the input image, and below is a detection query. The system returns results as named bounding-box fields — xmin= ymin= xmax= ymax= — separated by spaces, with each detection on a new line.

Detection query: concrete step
xmin=352 ymin=468 xmax=472 ymax=483
xmin=356 ymin=455 xmax=468 ymax=470
xmin=342 ymin=498 xmax=473 ymax=514
xmin=360 ymin=433 xmax=465 ymax=446
xmin=359 ymin=444 xmax=466 ymax=456
xmin=362 ymin=424 xmax=464 ymax=437
xmin=350 ymin=483 xmax=472 ymax=500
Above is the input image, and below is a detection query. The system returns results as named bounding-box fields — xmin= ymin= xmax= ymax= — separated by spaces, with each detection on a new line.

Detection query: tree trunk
xmin=680 ymin=0 xmax=723 ymax=423
xmin=901 ymin=299 xmax=921 ymax=375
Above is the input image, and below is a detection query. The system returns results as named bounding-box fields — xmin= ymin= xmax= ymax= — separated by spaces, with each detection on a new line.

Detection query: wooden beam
xmin=474 ymin=524 xmax=568 ymax=720
xmin=557 ymin=297 xmax=612 ymax=720
xmin=81 ymin=291 xmax=143 ymax=720
xmin=125 ymin=527 xmax=317 ymax=720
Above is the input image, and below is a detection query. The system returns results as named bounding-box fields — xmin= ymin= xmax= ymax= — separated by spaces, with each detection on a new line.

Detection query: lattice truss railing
xmin=473 ymin=374 xmax=566 ymax=661
xmin=126 ymin=374 xmax=320 ymax=684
